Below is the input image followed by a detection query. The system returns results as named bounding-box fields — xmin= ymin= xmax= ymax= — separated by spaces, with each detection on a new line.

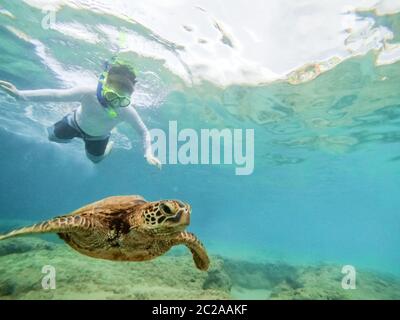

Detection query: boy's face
xmin=105 ymin=73 xmax=134 ymax=98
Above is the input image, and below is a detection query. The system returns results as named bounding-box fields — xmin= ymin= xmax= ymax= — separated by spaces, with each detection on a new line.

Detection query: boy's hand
xmin=145 ymin=152 xmax=162 ymax=169
xmin=0 ymin=81 xmax=24 ymax=100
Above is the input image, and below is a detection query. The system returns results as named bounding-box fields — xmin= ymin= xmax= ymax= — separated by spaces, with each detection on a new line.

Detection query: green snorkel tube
xmin=97 ymin=70 xmax=118 ymax=118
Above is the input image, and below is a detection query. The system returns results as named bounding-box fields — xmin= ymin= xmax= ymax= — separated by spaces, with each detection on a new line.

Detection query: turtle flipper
xmin=172 ymin=232 xmax=210 ymax=271
xmin=0 ymin=215 xmax=92 ymax=241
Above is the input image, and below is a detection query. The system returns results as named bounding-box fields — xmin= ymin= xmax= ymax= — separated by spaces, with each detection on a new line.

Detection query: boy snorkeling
xmin=0 ymin=57 xmax=161 ymax=168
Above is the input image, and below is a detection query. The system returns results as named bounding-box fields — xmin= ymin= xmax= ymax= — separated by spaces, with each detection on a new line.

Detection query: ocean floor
xmin=0 ymin=236 xmax=399 ymax=300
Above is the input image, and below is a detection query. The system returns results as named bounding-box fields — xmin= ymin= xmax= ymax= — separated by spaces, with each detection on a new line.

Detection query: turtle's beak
xmin=181 ymin=204 xmax=192 ymax=226
xmin=163 ymin=201 xmax=191 ymax=227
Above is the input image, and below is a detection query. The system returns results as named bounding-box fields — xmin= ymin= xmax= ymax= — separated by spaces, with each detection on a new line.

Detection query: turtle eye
xmin=160 ymin=203 xmax=172 ymax=215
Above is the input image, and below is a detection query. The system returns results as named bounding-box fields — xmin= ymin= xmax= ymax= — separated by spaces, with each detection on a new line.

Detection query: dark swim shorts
xmin=50 ymin=112 xmax=110 ymax=157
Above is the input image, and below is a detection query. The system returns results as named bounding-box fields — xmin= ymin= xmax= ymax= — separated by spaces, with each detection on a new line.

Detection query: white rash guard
xmin=19 ymin=86 xmax=152 ymax=153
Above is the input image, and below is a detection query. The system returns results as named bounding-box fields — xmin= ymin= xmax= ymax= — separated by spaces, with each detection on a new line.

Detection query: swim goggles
xmin=102 ymin=85 xmax=131 ymax=108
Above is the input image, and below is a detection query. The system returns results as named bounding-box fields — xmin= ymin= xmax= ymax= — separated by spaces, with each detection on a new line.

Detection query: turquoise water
xmin=0 ymin=1 xmax=400 ymax=299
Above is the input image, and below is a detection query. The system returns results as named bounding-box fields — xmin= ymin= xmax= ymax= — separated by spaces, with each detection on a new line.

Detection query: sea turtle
xmin=0 ymin=195 xmax=209 ymax=271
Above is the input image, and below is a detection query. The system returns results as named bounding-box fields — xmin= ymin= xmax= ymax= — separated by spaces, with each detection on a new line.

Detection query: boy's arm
xmin=0 ymin=80 xmax=91 ymax=102
xmin=122 ymin=107 xmax=162 ymax=169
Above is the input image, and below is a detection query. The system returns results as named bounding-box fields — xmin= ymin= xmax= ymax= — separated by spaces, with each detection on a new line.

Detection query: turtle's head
xmin=138 ymin=200 xmax=191 ymax=235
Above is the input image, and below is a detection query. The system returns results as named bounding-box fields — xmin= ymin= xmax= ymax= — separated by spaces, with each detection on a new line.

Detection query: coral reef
xmin=269 ymin=264 xmax=400 ymax=300
xmin=0 ymin=237 xmax=399 ymax=300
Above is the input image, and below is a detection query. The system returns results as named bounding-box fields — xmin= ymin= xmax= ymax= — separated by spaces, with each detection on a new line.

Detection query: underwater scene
xmin=0 ymin=0 xmax=400 ymax=300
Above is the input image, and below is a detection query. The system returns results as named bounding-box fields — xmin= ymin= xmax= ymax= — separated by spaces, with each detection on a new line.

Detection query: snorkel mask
xmin=96 ymin=56 xmax=137 ymax=118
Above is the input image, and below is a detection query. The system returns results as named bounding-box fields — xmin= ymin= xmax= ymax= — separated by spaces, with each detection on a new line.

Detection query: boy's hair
xmin=108 ymin=62 xmax=137 ymax=91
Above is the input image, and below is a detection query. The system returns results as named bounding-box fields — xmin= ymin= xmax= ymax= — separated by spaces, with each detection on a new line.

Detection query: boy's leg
xmin=47 ymin=115 xmax=79 ymax=143
xmin=84 ymin=137 xmax=113 ymax=163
